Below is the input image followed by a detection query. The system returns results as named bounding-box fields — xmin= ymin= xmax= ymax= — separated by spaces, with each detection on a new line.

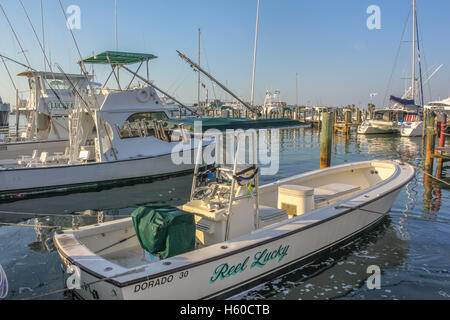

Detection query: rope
xmin=0 ymin=222 xmax=62 ymax=229
xmin=0 ymin=264 xmax=8 ymax=299
xmin=23 ymin=263 xmax=150 ymax=300
xmin=0 ymin=210 xmax=131 ymax=218
xmin=403 ymin=161 xmax=450 ymax=187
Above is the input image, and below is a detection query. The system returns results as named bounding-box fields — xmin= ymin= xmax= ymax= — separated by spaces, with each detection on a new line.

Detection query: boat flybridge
xmin=358 ymin=96 xmax=423 ymax=136
xmin=0 ymin=71 xmax=94 ymax=161
xmin=262 ymin=90 xmax=287 ymax=114
xmin=54 ymin=125 xmax=414 ymax=300
xmin=0 ymin=51 xmax=208 ymax=200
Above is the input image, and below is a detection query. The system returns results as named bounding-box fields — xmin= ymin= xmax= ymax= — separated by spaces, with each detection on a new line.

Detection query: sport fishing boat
xmin=54 ymin=127 xmax=414 ymax=300
xmin=262 ymin=90 xmax=287 ymax=114
xmin=0 ymin=71 xmax=93 ymax=160
xmin=0 ymin=52 xmax=209 ymax=199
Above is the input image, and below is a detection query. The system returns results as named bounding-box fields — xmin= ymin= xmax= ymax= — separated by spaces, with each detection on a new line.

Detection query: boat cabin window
xmin=116 ymin=112 xmax=170 ymax=139
xmin=127 ymin=112 xmax=168 ymax=123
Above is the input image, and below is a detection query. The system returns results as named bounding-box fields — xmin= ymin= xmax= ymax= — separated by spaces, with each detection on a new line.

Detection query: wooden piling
xmin=422 ymin=109 xmax=428 ymax=146
xmin=344 ymin=110 xmax=352 ymax=135
xmin=436 ymin=114 xmax=447 ymax=178
xmin=424 ymin=112 xmax=436 ymax=174
xmin=320 ymin=112 xmax=334 ymax=168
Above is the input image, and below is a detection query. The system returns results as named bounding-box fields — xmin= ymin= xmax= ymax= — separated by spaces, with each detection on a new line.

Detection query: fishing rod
xmin=176 ymin=50 xmax=260 ymax=119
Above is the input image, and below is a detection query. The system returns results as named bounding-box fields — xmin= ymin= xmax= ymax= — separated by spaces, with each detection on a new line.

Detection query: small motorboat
xmin=54 ymin=157 xmax=414 ymax=300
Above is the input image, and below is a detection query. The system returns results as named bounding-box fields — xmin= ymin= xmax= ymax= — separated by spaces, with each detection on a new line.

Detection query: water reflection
xmin=233 ymin=218 xmax=408 ymax=300
xmin=0 ymin=174 xmax=193 ymax=224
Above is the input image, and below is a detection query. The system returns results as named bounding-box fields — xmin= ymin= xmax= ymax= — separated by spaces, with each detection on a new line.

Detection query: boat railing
xmin=0 ymin=125 xmax=28 ymax=139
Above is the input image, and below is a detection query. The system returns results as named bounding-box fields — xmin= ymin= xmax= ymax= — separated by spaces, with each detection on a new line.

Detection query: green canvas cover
xmin=131 ymin=204 xmax=195 ymax=259
xmin=162 ymin=118 xmax=308 ymax=133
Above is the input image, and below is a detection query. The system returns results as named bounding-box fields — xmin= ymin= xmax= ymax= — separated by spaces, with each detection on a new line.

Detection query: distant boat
xmin=0 ymin=96 xmax=10 ymax=141
xmin=359 ymin=0 xmax=427 ymax=137
xmin=262 ymin=90 xmax=287 ymax=114
xmin=358 ymin=97 xmax=422 ymax=135
xmin=425 ymin=98 xmax=450 ymax=117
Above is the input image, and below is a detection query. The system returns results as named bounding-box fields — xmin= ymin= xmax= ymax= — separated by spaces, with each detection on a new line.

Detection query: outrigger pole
xmin=176 ymin=50 xmax=260 ymax=119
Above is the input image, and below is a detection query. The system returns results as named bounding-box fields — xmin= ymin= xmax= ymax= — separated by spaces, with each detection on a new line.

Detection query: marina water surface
xmin=0 ymin=127 xmax=449 ymax=300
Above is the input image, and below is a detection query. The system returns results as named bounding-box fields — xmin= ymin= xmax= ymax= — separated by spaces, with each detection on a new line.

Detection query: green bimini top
xmin=79 ymin=51 xmax=158 ymax=65
xmin=162 ymin=118 xmax=309 ymax=133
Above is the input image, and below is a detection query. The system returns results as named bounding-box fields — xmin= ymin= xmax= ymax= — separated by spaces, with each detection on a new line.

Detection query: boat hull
xmin=0 ymin=153 xmax=195 ymax=199
xmin=357 ymin=121 xmax=398 ymax=135
xmin=58 ymin=188 xmax=402 ymax=300
xmin=400 ymin=121 xmax=423 ymax=137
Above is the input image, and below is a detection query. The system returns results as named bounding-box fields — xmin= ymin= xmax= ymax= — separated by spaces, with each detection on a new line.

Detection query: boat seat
xmin=257 ymin=205 xmax=288 ymax=228
xmin=314 ymin=183 xmax=360 ymax=203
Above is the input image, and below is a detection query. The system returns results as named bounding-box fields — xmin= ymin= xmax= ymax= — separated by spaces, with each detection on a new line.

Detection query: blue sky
xmin=0 ymin=0 xmax=449 ymax=108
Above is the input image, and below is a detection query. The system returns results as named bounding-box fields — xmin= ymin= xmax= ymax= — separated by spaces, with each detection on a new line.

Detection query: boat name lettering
xmin=134 ymin=274 xmax=174 ymax=293
xmin=210 ymin=245 xmax=290 ymax=284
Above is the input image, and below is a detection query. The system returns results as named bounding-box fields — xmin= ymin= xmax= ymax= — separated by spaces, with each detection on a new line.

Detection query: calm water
xmin=0 ymin=128 xmax=449 ymax=300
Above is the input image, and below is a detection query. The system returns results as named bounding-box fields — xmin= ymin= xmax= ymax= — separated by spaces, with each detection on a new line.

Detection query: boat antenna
xmin=250 ymin=0 xmax=260 ymax=107
xmin=176 ymin=50 xmax=260 ymax=119
xmin=18 ymin=0 xmax=53 ymax=73
xmin=0 ymin=53 xmax=35 ymax=72
xmin=0 ymin=3 xmax=31 ymax=67
xmin=0 ymin=56 xmax=18 ymax=91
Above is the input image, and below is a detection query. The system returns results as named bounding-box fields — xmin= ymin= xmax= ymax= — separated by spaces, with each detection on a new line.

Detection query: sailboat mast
xmin=250 ymin=0 xmax=260 ymax=106
xmin=412 ymin=0 xmax=416 ymax=102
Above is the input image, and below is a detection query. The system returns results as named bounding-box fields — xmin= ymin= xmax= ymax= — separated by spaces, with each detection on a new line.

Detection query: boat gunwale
xmin=54 ymin=160 xmax=414 ymax=289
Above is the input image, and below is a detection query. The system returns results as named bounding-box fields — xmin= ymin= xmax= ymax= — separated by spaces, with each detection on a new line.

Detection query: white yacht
xmin=0 ymin=51 xmax=207 ymax=199
xmin=359 ymin=96 xmax=423 ymax=136
xmin=425 ymin=98 xmax=450 ymax=116
xmin=262 ymin=90 xmax=287 ymax=114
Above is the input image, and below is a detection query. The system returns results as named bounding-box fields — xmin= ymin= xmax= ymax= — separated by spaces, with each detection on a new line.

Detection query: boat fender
xmin=136 ymin=89 xmax=151 ymax=103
